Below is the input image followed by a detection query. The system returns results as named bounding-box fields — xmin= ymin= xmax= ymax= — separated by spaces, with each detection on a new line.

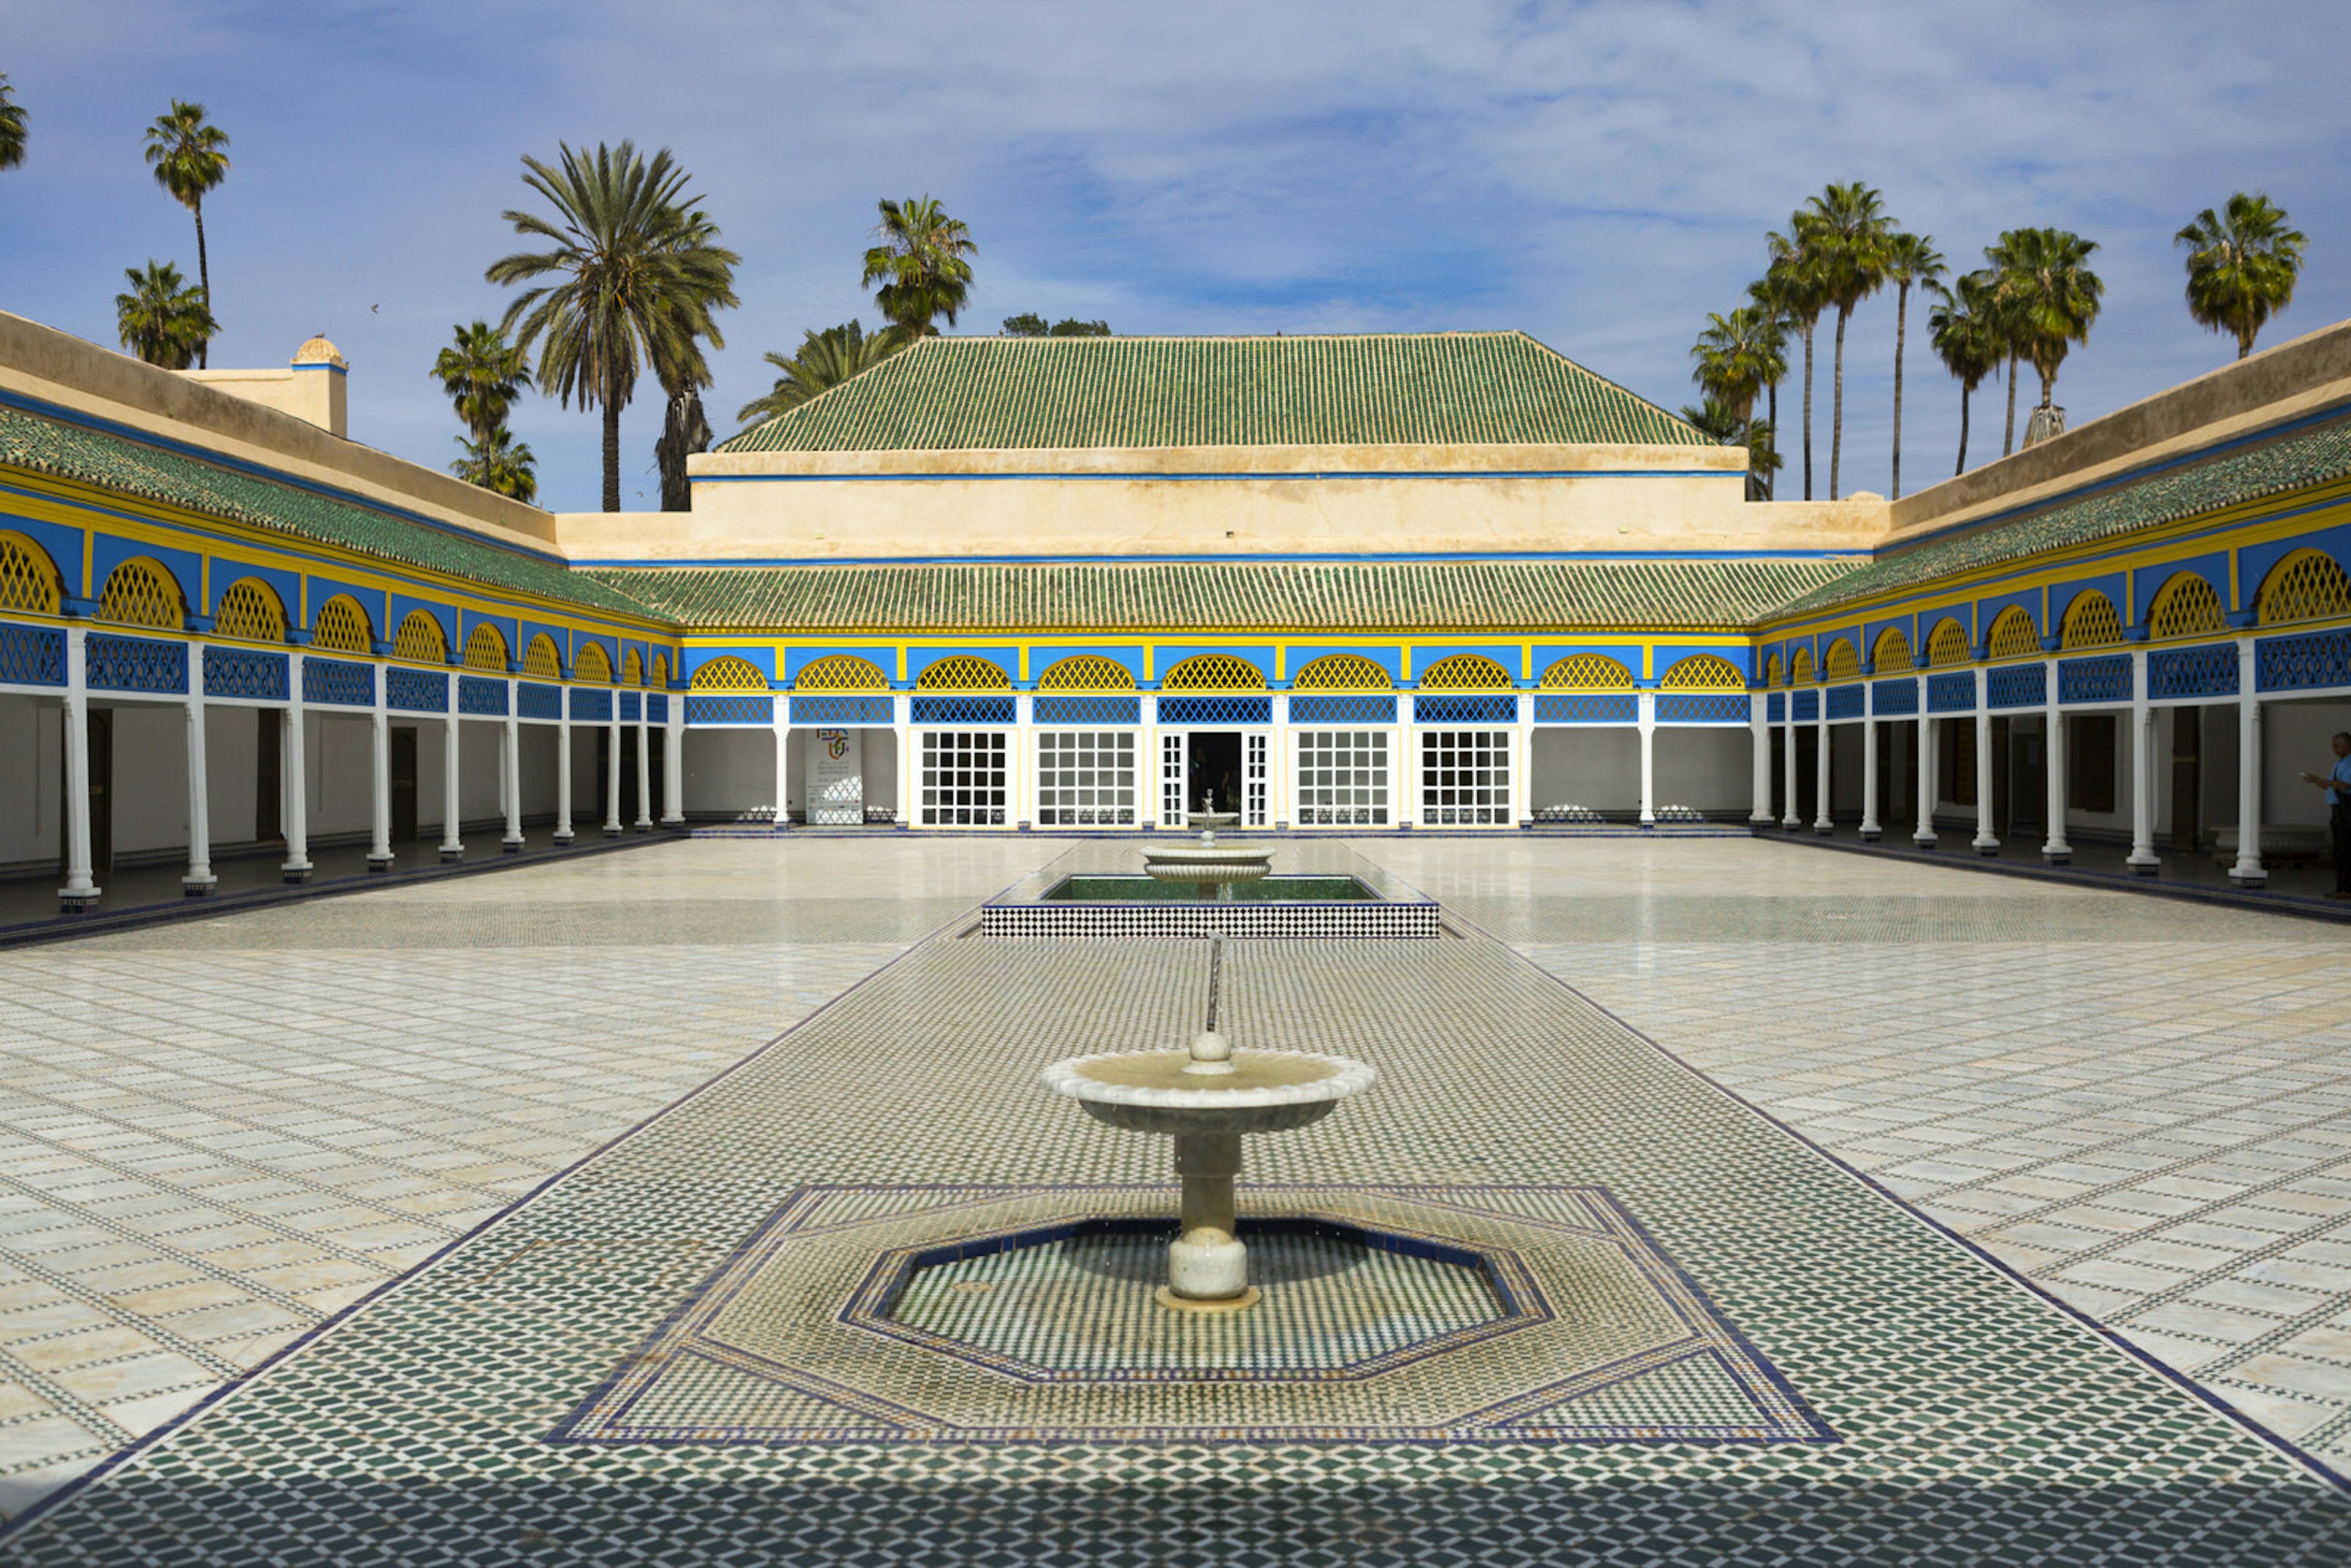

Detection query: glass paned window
xmin=1294 ymin=729 xmax=1390 ymax=826
xmin=1037 ymin=730 xmax=1138 ymax=827
xmin=918 ymin=729 xmax=1007 ymax=826
xmin=1419 ymin=728 xmax=1512 ymax=825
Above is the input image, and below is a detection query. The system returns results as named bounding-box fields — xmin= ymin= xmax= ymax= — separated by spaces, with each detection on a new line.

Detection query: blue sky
xmin=6 ymin=1 xmax=2349 ymax=513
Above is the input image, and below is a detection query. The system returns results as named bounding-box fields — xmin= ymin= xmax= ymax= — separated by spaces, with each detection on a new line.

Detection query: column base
xmin=2041 ymin=847 xmax=2071 ymax=866
xmin=1912 ymin=833 xmax=1937 ymax=850
xmin=1859 ymin=828 xmax=1881 ymax=843
xmin=181 ymin=874 xmax=217 ymax=896
xmin=2229 ymin=864 xmax=2267 ymax=888
xmin=1971 ymin=838 xmax=2001 ymax=857
xmin=553 ymin=830 xmax=574 ymax=846
xmin=282 ymin=863 xmax=313 ymax=884
xmin=57 ymin=887 xmax=101 ymax=913
xmin=2126 ymin=855 xmax=2160 ymax=877
xmin=633 ymin=820 xmax=653 ymax=833
xmin=1812 ymin=823 xmax=1834 ymax=836
xmin=601 ymin=825 xmax=623 ymax=838
xmin=659 ymin=815 xmax=686 ymax=827
xmin=440 ymin=846 xmax=465 ymax=864
xmin=501 ymin=839 xmax=524 ymax=854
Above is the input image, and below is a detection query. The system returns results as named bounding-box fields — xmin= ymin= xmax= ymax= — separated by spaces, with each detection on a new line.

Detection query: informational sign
xmin=806 ymin=729 xmax=863 ymax=825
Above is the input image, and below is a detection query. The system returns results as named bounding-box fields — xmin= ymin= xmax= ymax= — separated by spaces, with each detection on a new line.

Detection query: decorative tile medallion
xmin=550 ymin=1182 xmax=1833 ymax=1447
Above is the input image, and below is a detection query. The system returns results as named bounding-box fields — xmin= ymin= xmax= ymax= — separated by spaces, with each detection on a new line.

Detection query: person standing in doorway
xmin=2297 ymin=731 xmax=2351 ymax=899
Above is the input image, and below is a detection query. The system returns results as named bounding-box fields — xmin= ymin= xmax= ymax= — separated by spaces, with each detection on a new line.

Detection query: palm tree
xmin=1929 ymin=272 xmax=2004 ymax=475
xmin=1743 ymin=275 xmax=1798 ymax=494
xmin=1882 ymin=231 xmax=1945 ymax=500
xmin=1762 ymin=224 xmax=1829 ymax=500
xmin=1800 ymin=182 xmax=1895 ymax=500
xmin=646 ymin=207 xmax=737 ymax=509
xmin=486 ymin=141 xmax=740 ymax=511
xmin=863 ymin=197 xmax=977 ymax=337
xmin=1690 ymin=304 xmax=1784 ymax=460
xmin=1679 ymin=397 xmax=1780 ymax=501
xmin=431 ymin=322 xmax=531 ymax=445
xmin=141 ymin=102 xmax=230 ymax=368
xmin=1992 ymin=228 xmax=2103 ymax=424
xmin=737 ymin=320 xmax=908 ymax=426
xmin=2177 ymin=193 xmax=2308 ymax=359
xmin=114 ymin=261 xmax=216 ymax=369
xmin=1980 ymin=234 xmax=2033 ymax=456
xmin=450 ymin=426 xmax=538 ymax=503
xmin=0 ymin=75 xmax=26 ymax=171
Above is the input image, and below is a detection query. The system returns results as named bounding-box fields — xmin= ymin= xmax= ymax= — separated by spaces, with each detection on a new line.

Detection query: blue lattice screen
xmin=1826 ymin=685 xmax=1865 ymax=720
xmin=1871 ymin=678 xmax=1918 ymax=716
xmin=2058 ymin=655 xmax=2132 ymax=705
xmin=519 ymin=683 xmax=562 ymax=721
xmin=620 ymin=692 xmax=642 ymax=722
xmin=203 ymin=647 xmax=288 ymax=701
xmin=648 ymin=694 xmax=669 ymax=724
xmin=1926 ymin=672 xmax=1976 ymax=713
xmin=1411 ymin=694 xmax=1509 ymax=725
xmin=388 ymin=669 xmax=448 ymax=713
xmin=1657 ymin=693 xmax=1749 ymax=724
xmin=1533 ymin=694 xmax=1636 ymax=724
xmin=87 ymin=633 xmax=187 ymax=694
xmin=459 ymin=675 xmax=509 ymax=716
xmin=1157 ymin=696 xmax=1270 ymax=726
xmin=1985 ymin=665 xmax=2046 ymax=710
xmin=2149 ymin=645 xmax=2237 ymax=699
xmin=1034 ymin=695 xmax=1138 ymax=726
xmin=1791 ymin=690 xmax=1819 ymax=722
xmin=570 ymin=688 xmax=613 ymax=722
xmin=1294 ymin=694 xmax=1398 ymax=724
xmin=0 ymin=625 xmax=64 ymax=687
xmin=685 ymin=694 xmax=773 ymax=725
xmin=2257 ymin=629 xmax=2351 ymax=692
xmin=1766 ymin=692 xmax=1785 ymax=723
xmin=911 ymin=695 xmax=1016 ymax=726
xmin=302 ymin=657 xmax=373 ymax=707
xmin=793 ymin=694 xmax=895 ymax=726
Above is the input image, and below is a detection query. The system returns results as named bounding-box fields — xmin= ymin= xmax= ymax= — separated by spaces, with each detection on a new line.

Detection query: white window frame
xmin=918 ymin=728 xmax=1010 ymax=827
xmin=1417 ymin=727 xmax=1513 ymax=826
xmin=1035 ymin=728 xmax=1139 ymax=828
xmin=1292 ymin=727 xmax=1392 ymax=827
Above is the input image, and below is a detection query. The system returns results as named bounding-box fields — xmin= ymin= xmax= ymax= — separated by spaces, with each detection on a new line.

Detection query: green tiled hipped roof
xmin=0 ymin=405 xmax=659 ymax=620
xmin=720 ymin=332 xmax=1712 ymax=453
xmin=582 ymin=558 xmax=1858 ymax=632
xmin=1771 ymin=417 xmax=2351 ymax=620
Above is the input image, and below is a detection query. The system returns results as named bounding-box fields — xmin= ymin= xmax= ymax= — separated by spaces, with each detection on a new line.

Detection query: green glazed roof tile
xmin=0 ymin=404 xmax=661 ymax=620
xmin=582 ymin=558 xmax=1858 ymax=632
xmin=719 ymin=331 xmax=1711 ymax=453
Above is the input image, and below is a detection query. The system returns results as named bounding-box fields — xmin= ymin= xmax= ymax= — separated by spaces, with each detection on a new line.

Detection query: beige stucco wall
xmin=181 ymin=364 xmax=347 ymax=438
xmin=558 ymin=441 xmax=1888 ymax=561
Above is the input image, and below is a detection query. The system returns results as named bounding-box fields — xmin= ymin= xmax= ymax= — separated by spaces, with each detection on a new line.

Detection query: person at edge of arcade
xmin=2295 ymin=730 xmax=2351 ymax=899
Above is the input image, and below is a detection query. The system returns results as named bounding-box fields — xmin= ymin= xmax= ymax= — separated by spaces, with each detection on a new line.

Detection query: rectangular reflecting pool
xmin=983 ymin=845 xmax=1439 ymax=939
xmin=1040 ymin=874 xmax=1378 ymax=903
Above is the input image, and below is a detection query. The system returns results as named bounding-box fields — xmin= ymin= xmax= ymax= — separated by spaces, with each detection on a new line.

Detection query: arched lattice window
xmin=1824 ymin=639 xmax=1861 ymax=680
xmin=312 ymin=595 xmax=373 ymax=655
xmin=1764 ymin=653 xmax=1785 ymax=687
xmin=1872 ymin=628 xmax=1912 ymax=672
xmin=623 ymin=648 xmax=643 ymax=686
xmin=1985 ymin=607 xmax=2041 ymax=661
xmin=0 ymin=532 xmax=62 ymax=615
xmin=522 ymin=635 xmax=562 ymax=680
xmin=1660 ymin=654 xmax=1743 ymax=691
xmin=2147 ymin=572 xmax=2225 ymax=641
xmin=394 ymin=610 xmax=448 ymax=665
xmin=796 ymin=654 xmax=891 ymax=691
xmin=2257 ymin=549 xmax=2351 ymax=626
xmin=1419 ymin=654 xmax=1513 ymax=691
xmin=1790 ymin=648 xmax=1815 ymax=685
xmin=915 ymin=655 xmax=1011 ymax=691
xmin=2059 ymin=591 xmax=2123 ymax=650
xmin=1160 ymin=654 xmax=1266 ymax=692
xmin=1927 ymin=619 xmax=1971 ymax=666
xmin=691 ymin=656 xmax=770 ymax=692
xmin=1037 ymin=655 xmax=1135 ymax=691
xmin=99 ymin=558 xmax=185 ymax=629
xmin=651 ymin=653 xmax=670 ymax=688
xmin=211 ymin=578 xmax=285 ymax=643
xmin=574 ymin=640 xmax=613 ymax=684
xmin=464 ymin=623 xmax=510 ymax=672
xmin=1540 ymin=653 xmax=1635 ymax=690
xmin=1292 ymin=654 xmax=1393 ymax=691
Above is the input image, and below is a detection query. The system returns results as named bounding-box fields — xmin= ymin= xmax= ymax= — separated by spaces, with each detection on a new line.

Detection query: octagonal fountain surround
xmin=1042 ymin=938 xmax=1377 ymax=1310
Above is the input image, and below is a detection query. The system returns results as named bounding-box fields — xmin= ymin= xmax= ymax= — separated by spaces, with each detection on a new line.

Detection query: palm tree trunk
xmin=1956 ymin=385 xmax=1971 ymax=476
xmin=2003 ymin=356 xmax=2018 ymax=457
xmin=602 ymin=396 xmax=622 ymax=512
xmin=1801 ymin=323 xmax=1816 ymax=502
xmin=2238 ymin=329 xmax=2253 ymax=360
xmin=193 ymin=203 xmax=210 ymax=370
xmin=1891 ymin=283 xmax=1908 ymax=501
xmin=1830 ymin=305 xmax=1850 ymax=501
xmin=1766 ymin=381 xmax=1778 ymax=500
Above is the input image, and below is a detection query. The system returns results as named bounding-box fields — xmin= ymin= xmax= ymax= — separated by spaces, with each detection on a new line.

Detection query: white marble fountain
xmin=1141 ymin=795 xmax=1273 ymax=901
xmin=1041 ymin=938 xmax=1377 ymax=1310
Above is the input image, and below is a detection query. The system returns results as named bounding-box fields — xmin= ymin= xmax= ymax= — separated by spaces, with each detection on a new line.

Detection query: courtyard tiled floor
xmin=0 ymin=833 xmax=2348 ymax=1562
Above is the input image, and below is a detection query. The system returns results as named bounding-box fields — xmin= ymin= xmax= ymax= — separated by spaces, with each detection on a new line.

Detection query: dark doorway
xmin=2170 ymin=707 xmax=2202 ymax=850
xmin=2007 ymin=719 xmax=2044 ymax=833
xmin=1187 ymin=731 xmax=1242 ymax=817
xmin=1990 ymin=716 xmax=2015 ymax=833
xmin=1875 ymin=722 xmax=1913 ymax=827
xmin=257 ymin=710 xmax=282 ymax=844
xmin=648 ymin=729 xmax=667 ymax=820
xmin=1793 ymin=729 xmax=1818 ymax=819
xmin=1771 ymin=732 xmax=1787 ymax=820
xmin=391 ymin=727 xmax=419 ymax=842
xmin=620 ymin=728 xmax=640 ymax=824
xmin=60 ymin=708 xmax=113 ymax=880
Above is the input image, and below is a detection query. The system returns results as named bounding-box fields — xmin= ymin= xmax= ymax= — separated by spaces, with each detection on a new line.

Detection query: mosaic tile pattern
xmin=6 ymin=895 xmax=2347 ymax=1563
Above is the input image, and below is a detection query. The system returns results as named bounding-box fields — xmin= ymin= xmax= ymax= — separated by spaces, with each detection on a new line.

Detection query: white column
xmin=1392 ymin=703 xmax=1412 ymax=829
xmin=1780 ymin=705 xmax=1800 ymax=829
xmin=1515 ymin=692 xmax=1534 ymax=829
xmin=1637 ymin=691 xmax=1657 ymax=827
xmin=2128 ymin=648 xmax=2157 ymax=874
xmin=1138 ymin=692 xmax=1158 ymax=830
xmin=501 ymin=691 xmax=523 ymax=851
xmin=661 ymin=692 xmax=684 ymax=825
xmin=633 ymin=700 xmax=652 ymax=830
xmin=182 ymin=692 xmax=216 ymax=893
xmin=1971 ymin=670 xmax=1999 ymax=855
xmin=1812 ymin=705 xmax=1832 ymax=833
xmin=440 ymin=710 xmax=463 ymax=861
xmin=895 ymin=692 xmax=915 ymax=828
xmin=283 ymin=654 xmax=312 ymax=882
xmin=768 ymin=697 xmax=789 ymax=831
xmin=2042 ymin=685 xmax=2070 ymax=864
xmin=2230 ymin=637 xmax=2264 ymax=885
xmin=1859 ymin=710 xmax=1881 ymax=842
xmin=606 ymin=699 xmax=626 ymax=835
xmin=367 ymin=680 xmax=393 ymax=873
xmin=58 ymin=626 xmax=99 ymax=909
xmin=1016 ymin=692 xmax=1036 ymax=830
xmin=1913 ymin=711 xmax=1937 ymax=848
xmin=1270 ymin=691 xmax=1292 ymax=831
xmin=554 ymin=710 xmax=574 ymax=844
xmin=1749 ymin=694 xmax=1772 ymax=825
